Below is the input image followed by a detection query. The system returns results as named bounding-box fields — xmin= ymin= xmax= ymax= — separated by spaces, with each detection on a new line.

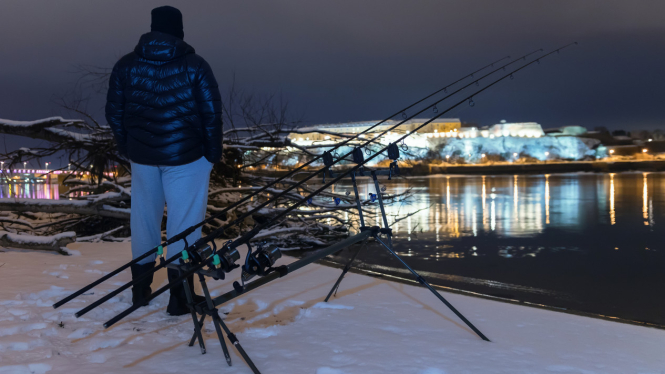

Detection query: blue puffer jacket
xmin=105 ymin=31 xmax=223 ymax=166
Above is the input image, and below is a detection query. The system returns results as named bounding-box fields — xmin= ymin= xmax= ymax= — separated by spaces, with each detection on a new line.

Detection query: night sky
xmin=1 ymin=0 xmax=664 ymax=131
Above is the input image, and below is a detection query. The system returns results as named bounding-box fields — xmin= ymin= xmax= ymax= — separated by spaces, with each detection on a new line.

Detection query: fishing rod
xmin=72 ymin=52 xmax=538 ymax=319
xmin=102 ymin=43 xmax=576 ymax=329
xmin=53 ymin=55 xmax=509 ymax=310
xmin=76 ymin=50 xmax=543 ymax=319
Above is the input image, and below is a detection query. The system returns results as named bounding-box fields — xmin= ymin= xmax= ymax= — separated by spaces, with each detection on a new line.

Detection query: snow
xmin=0 ymin=231 xmax=76 ymax=246
xmin=0 ymin=117 xmax=80 ymax=127
xmin=0 ymin=241 xmax=663 ymax=373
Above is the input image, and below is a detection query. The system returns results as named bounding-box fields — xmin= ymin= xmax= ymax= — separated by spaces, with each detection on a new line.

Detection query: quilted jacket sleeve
xmin=105 ymin=61 xmax=129 ymax=157
xmin=193 ymin=59 xmax=223 ymax=164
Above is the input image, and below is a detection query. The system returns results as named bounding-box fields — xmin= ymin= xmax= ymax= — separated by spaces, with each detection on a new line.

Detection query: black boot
xmin=166 ymin=268 xmax=206 ymax=316
xmin=130 ymin=262 xmax=155 ymax=307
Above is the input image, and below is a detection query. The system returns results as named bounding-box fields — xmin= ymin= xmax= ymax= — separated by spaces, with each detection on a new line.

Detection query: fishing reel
xmin=240 ymin=242 xmax=282 ymax=283
xmin=184 ymin=240 xmax=241 ymax=280
xmin=387 ymin=142 xmax=401 ymax=179
xmin=322 ymin=151 xmax=335 ymax=183
xmin=352 ymin=147 xmax=366 ymax=176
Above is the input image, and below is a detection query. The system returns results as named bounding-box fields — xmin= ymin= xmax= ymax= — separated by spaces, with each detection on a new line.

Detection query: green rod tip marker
xmin=213 ymin=254 xmax=221 ymax=268
xmin=157 ymin=245 xmax=164 ymax=256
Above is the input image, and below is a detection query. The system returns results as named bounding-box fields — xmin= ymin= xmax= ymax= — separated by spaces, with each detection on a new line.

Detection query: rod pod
xmin=53 ymin=56 xmax=510 ymax=310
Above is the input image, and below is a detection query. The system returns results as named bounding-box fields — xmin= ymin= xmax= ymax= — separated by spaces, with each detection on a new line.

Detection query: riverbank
xmin=1 ymin=242 xmax=663 ymax=373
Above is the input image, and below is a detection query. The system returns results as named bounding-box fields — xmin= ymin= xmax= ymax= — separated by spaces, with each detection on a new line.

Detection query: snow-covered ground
xmin=0 ymin=242 xmax=663 ymax=374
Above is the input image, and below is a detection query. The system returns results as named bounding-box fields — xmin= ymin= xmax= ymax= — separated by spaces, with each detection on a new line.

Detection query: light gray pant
xmin=130 ymin=157 xmax=213 ymax=264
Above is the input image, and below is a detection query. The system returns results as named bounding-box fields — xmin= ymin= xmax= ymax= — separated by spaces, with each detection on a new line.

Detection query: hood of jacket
xmin=134 ymin=31 xmax=195 ymax=62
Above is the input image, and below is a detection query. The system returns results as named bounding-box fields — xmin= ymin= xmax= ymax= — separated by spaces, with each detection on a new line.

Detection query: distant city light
xmin=481 ymin=154 xmax=486 ymax=158
xmin=648 ymin=139 xmax=653 ymax=142
xmin=545 ymin=152 xmax=549 ymax=156
xmin=513 ymin=153 xmax=518 ymax=157
xmin=609 ymin=149 xmax=615 ymax=154
xmin=446 ymin=155 xmax=450 ymax=159
xmin=643 ymin=148 xmax=648 ymax=153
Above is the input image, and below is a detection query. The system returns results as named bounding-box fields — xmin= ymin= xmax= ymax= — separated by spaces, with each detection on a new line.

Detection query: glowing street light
xmin=481 ymin=154 xmax=486 ymax=158
xmin=45 ymin=162 xmax=49 ymax=170
xmin=609 ymin=149 xmax=615 ymax=154
xmin=23 ymin=162 xmax=26 ymax=169
xmin=643 ymin=148 xmax=648 ymax=153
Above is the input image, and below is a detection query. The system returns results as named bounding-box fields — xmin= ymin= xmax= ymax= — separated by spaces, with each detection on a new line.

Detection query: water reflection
xmin=0 ymin=183 xmax=59 ymax=199
xmin=337 ymin=172 xmax=663 ymax=240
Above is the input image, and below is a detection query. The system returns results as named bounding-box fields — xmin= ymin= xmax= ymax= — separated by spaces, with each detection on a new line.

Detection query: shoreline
xmin=314 ymin=257 xmax=665 ymax=331
xmin=3 ymin=241 xmax=664 ymax=372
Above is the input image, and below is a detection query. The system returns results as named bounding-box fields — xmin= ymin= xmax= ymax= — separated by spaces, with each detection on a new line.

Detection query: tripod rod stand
xmin=168 ymin=263 xmax=261 ymax=374
xmin=322 ymin=169 xmax=490 ymax=342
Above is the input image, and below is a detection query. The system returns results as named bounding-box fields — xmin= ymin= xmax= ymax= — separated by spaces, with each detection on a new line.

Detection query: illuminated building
xmin=483 ymin=120 xmax=545 ymax=138
xmin=288 ymin=118 xmax=461 ymax=144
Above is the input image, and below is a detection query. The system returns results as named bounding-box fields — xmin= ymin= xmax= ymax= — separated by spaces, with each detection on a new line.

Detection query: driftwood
xmin=0 ymin=231 xmax=76 ymax=255
xmin=0 ymin=76 xmax=414 ymax=254
xmin=0 ymin=198 xmax=130 ymax=220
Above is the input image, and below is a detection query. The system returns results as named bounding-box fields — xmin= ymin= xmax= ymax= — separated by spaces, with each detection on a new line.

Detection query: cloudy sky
xmin=1 ymin=0 xmax=664 ymax=130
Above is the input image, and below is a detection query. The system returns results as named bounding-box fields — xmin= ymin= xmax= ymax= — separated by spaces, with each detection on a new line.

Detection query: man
xmin=105 ymin=6 xmax=222 ymax=316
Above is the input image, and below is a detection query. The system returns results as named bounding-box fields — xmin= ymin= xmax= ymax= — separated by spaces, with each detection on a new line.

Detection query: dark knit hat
xmin=151 ymin=6 xmax=184 ymax=39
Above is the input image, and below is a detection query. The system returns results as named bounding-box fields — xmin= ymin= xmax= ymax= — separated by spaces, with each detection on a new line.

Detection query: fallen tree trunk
xmin=0 ymin=231 xmax=76 ymax=255
xmin=0 ymin=199 xmax=130 ymax=220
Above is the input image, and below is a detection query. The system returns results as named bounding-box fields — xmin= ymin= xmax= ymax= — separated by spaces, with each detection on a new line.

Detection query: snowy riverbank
xmin=0 ymin=242 xmax=663 ymax=373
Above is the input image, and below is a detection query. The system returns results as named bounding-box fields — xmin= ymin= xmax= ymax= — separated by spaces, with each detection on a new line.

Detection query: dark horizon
xmin=1 ymin=0 xmax=664 ymax=132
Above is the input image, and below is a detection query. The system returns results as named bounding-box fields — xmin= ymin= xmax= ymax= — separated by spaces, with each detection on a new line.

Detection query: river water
xmin=325 ymin=172 xmax=665 ymax=325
